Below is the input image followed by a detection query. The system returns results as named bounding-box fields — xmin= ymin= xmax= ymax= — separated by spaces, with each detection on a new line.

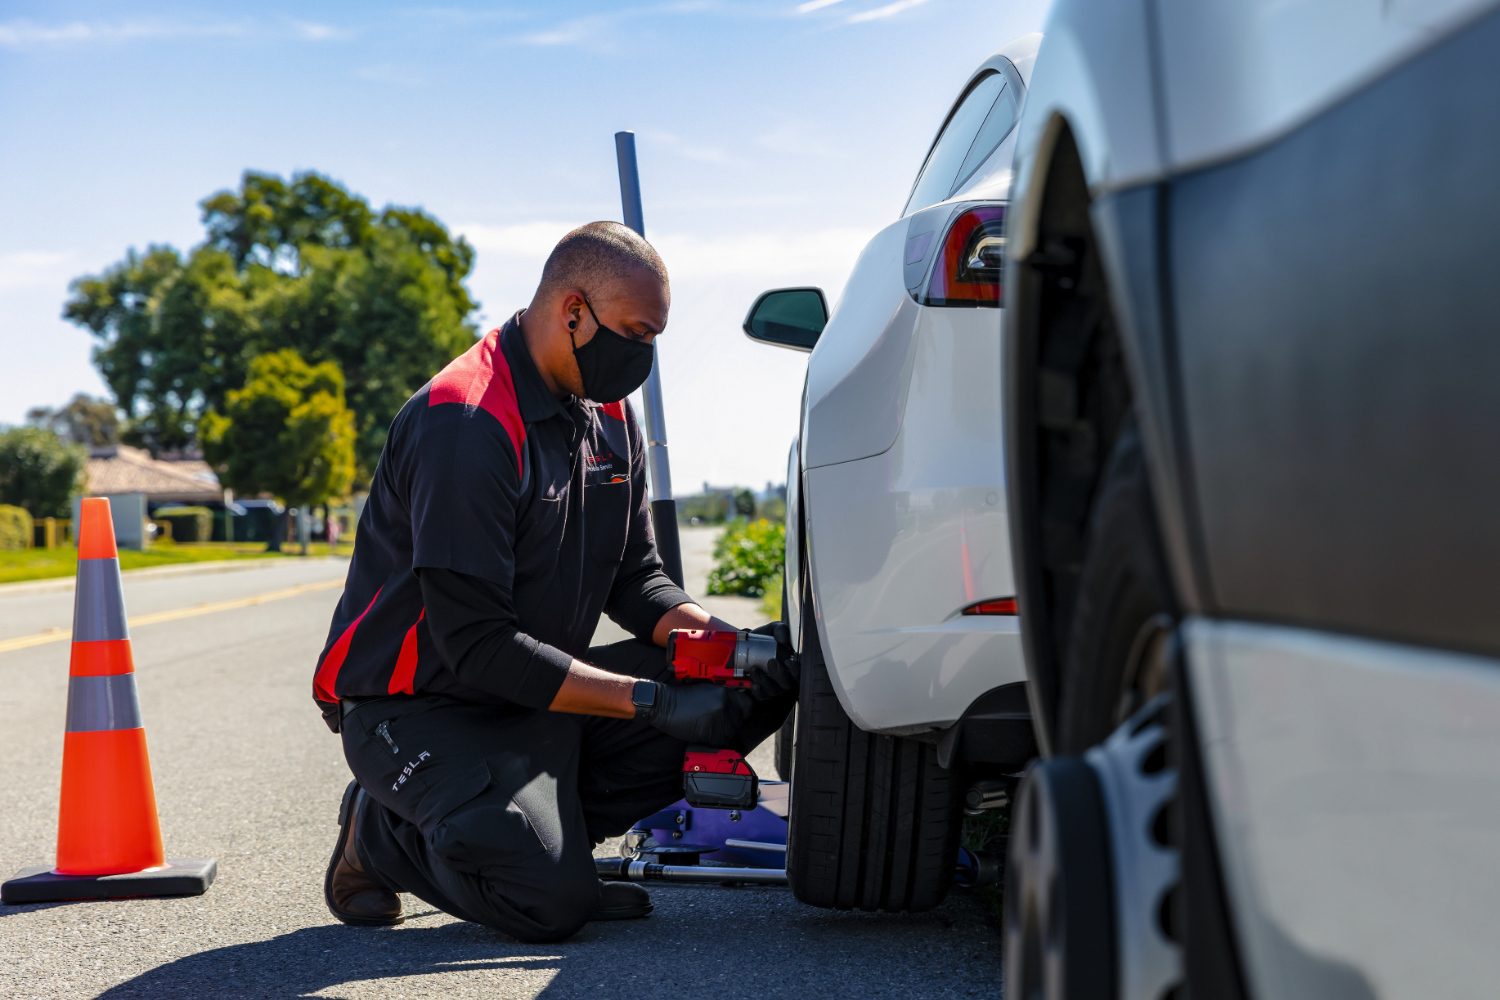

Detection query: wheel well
xmin=1015 ymin=120 xmax=1136 ymax=740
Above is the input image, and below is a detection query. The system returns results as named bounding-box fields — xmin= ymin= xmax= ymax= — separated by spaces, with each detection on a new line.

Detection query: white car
xmin=1000 ymin=2 xmax=1500 ymax=998
xmin=744 ymin=35 xmax=1040 ymax=912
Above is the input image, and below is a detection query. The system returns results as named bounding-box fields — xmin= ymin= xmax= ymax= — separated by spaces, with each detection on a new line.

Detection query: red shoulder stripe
xmin=428 ymin=329 xmax=527 ymax=477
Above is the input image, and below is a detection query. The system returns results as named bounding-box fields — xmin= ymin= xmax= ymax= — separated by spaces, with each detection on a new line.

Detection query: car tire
xmin=775 ymin=706 xmax=795 ymax=782
xmin=786 ymin=594 xmax=962 ymax=911
xmin=1056 ymin=421 xmax=1176 ymax=752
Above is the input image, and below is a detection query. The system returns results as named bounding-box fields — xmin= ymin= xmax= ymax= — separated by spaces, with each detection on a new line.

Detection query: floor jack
xmin=597 ymin=628 xmax=792 ymax=887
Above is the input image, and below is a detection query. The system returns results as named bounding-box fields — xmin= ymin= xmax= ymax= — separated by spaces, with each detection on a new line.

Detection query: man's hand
xmin=747 ymin=621 xmax=801 ymax=702
xmin=648 ymin=682 xmax=754 ymax=746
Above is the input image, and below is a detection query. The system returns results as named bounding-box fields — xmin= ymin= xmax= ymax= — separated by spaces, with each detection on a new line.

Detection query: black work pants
xmin=340 ymin=638 xmax=784 ymax=943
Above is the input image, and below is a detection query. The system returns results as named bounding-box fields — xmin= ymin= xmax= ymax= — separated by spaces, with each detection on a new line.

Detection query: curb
xmin=0 ymin=557 xmax=348 ymax=597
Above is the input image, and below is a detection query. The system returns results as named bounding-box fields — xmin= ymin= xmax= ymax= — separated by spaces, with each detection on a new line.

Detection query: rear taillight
xmin=962 ymin=597 xmax=1018 ymax=616
xmin=906 ymin=204 xmax=1006 ymax=308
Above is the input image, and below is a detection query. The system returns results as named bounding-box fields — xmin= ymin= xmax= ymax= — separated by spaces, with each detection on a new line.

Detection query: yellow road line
xmin=0 ymin=578 xmax=344 ymax=655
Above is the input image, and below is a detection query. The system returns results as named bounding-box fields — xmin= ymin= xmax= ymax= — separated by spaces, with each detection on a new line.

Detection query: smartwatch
xmin=631 ymin=680 xmax=660 ymax=722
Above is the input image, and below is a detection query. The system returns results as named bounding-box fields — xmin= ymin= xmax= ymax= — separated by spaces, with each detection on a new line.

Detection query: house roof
xmin=86 ymin=446 xmax=223 ymax=504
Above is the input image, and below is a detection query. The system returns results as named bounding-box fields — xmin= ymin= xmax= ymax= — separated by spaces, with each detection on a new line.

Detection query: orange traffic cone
xmin=2 ymin=498 xmax=216 ymax=904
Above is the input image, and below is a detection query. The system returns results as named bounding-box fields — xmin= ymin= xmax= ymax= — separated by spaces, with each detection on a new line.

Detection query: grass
xmin=0 ymin=540 xmax=355 ymax=585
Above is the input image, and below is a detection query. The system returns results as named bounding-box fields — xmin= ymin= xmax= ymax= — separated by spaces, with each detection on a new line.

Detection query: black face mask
xmin=571 ymin=296 xmax=655 ymax=404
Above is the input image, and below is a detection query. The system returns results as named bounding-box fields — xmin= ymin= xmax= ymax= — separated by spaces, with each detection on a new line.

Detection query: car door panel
xmin=1166 ymin=5 xmax=1500 ymax=656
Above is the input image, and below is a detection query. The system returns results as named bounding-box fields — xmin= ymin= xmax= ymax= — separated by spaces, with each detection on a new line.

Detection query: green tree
xmin=26 ymin=393 xmax=122 ymax=449
xmin=0 ymin=427 xmax=87 ymax=518
xmin=65 ymin=170 xmax=479 ymax=475
xmin=732 ymin=488 xmax=756 ymax=519
xmin=199 ymin=350 xmax=356 ymax=553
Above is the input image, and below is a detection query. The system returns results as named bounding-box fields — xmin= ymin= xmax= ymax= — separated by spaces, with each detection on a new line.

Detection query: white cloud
xmin=457 ymin=222 xmax=576 ymax=259
xmin=0 ymin=17 xmax=354 ymax=48
xmin=292 ymin=21 xmax=352 ymax=42
xmin=0 ymin=251 xmax=76 ymax=293
xmin=516 ymin=14 xmax=613 ymax=48
xmin=0 ymin=18 xmax=249 ymax=47
xmin=847 ymin=0 xmax=933 ymax=23
xmin=456 ymin=221 xmax=869 ymax=283
xmin=640 ymin=130 xmax=737 ymax=166
xmin=795 ymin=0 xmax=849 ymax=12
xmin=508 ymin=3 xmax=751 ymax=52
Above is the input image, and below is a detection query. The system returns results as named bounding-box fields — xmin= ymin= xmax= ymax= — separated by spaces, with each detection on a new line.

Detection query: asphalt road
xmin=0 ymin=528 xmax=1004 ymax=998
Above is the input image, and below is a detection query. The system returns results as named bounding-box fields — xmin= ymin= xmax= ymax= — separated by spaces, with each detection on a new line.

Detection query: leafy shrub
xmin=760 ymin=570 xmax=785 ymax=620
xmin=706 ymin=518 xmax=785 ymax=598
xmin=154 ymin=505 xmax=213 ymax=543
xmin=0 ymin=427 xmax=86 ymax=518
xmin=0 ymin=505 xmax=34 ymax=551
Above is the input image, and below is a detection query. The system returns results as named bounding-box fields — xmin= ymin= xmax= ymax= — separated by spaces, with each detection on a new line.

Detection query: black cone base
xmin=2 ymin=858 xmax=216 ymax=904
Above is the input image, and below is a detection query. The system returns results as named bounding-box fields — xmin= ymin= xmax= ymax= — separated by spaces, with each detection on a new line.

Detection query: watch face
xmin=633 ymin=680 xmax=656 ymax=710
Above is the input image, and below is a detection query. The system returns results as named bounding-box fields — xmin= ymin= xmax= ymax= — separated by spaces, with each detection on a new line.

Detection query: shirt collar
xmin=500 ymin=311 xmax=568 ymax=423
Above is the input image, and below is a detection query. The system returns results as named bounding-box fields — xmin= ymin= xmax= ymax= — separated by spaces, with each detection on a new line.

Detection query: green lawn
xmin=0 ymin=541 xmax=354 ymax=585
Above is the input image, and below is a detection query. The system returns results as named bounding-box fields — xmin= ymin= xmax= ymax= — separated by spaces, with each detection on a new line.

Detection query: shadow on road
xmin=0 ymin=901 xmax=70 ymax=918
xmin=88 ymin=891 xmax=1001 ymax=999
xmin=97 ymin=921 xmax=566 ymax=998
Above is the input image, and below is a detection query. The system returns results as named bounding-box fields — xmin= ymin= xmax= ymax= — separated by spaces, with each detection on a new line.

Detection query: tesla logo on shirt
xmin=586 ymin=452 xmax=629 ymax=485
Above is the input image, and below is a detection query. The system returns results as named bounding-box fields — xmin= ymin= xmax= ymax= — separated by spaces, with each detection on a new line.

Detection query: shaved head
xmin=521 ymin=221 xmax=672 ymax=400
xmin=536 ymin=221 xmax=669 ymax=308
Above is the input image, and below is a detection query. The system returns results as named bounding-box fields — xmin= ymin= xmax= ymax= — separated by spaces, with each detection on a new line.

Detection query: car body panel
xmin=803 ymin=302 xmax=1023 ymax=734
xmin=783 ymin=435 xmax=803 ymax=646
xmin=801 ymin=219 xmax=920 ymax=471
xmin=1005 ymin=2 xmax=1500 ymax=990
xmin=787 ymin=43 xmax=1039 ymax=736
xmin=1169 ymin=4 xmax=1500 ymax=655
xmin=1009 ymin=0 xmax=1164 ymax=234
xmin=1154 ymin=0 xmax=1494 ymax=175
xmin=1186 ymin=618 xmax=1500 ymax=1000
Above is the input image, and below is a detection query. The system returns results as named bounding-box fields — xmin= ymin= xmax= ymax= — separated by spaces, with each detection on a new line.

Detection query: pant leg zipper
xmin=376 ymin=720 xmax=399 ymax=755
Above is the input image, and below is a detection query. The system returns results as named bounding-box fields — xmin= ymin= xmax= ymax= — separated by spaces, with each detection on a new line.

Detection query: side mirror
xmin=743 ymin=287 xmax=828 ymax=353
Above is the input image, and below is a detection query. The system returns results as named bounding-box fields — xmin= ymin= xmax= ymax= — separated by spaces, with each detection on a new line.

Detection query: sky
xmin=0 ymin=0 xmax=1051 ymax=494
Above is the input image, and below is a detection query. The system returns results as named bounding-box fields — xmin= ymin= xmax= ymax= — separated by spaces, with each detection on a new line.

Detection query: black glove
xmin=747 ymin=621 xmax=801 ymax=702
xmin=649 ymin=681 xmax=754 ymax=746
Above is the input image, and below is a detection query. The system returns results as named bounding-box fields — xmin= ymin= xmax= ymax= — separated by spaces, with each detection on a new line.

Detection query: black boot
xmin=324 ymin=781 xmax=403 ymax=927
xmin=589 ymin=880 xmax=652 ymax=921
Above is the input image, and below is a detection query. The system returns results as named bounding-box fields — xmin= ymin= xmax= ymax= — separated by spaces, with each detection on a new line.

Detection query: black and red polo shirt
xmin=312 ymin=312 xmax=689 ymax=730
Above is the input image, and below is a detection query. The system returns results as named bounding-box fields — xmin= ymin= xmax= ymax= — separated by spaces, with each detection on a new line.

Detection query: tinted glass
xmin=746 ymin=289 xmax=827 ymax=350
xmin=954 ymin=80 xmax=1019 ymax=190
xmin=904 ymin=72 xmax=1005 ymax=216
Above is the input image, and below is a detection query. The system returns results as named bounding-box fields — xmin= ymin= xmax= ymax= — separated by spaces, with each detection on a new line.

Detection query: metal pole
xmin=614 ymin=130 xmax=684 ymax=588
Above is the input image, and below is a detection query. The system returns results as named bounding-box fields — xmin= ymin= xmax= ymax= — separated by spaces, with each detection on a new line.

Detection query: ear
xmin=561 ymin=291 xmax=586 ymax=331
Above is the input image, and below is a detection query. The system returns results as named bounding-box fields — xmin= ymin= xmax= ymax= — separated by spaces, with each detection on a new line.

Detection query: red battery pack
xmin=682 ymin=748 xmax=758 ymax=810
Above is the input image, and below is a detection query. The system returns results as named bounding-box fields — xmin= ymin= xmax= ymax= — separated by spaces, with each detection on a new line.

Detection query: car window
xmin=953 ymin=80 xmax=1020 ymax=191
xmin=904 ymin=72 xmax=1005 ymax=216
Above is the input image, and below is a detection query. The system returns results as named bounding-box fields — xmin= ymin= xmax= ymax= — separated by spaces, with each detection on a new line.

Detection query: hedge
xmin=706 ymin=518 xmax=785 ymax=598
xmin=154 ymin=505 xmax=214 ymax=543
xmin=0 ymin=505 xmax=34 ymax=551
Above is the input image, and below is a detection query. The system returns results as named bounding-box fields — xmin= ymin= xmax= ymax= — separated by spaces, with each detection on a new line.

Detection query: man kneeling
xmin=311 ymin=222 xmax=795 ymax=941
